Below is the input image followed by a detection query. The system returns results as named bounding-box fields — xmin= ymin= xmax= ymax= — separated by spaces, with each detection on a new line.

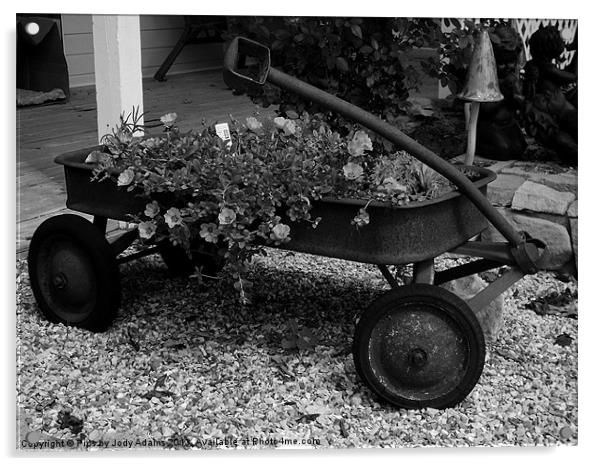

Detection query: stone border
xmin=470 ymin=157 xmax=578 ymax=272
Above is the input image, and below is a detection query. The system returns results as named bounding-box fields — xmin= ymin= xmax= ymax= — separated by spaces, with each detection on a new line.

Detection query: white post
xmin=92 ymin=15 xmax=144 ymax=142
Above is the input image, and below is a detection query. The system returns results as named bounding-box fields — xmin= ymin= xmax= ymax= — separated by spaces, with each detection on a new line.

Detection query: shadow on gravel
xmin=117 ymin=252 xmax=385 ymax=353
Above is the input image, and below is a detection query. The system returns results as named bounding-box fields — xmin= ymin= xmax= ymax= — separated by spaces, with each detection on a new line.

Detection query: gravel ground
xmin=16 ymin=249 xmax=578 ymax=450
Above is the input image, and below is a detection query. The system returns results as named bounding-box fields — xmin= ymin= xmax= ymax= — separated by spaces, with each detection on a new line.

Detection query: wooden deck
xmin=16 ymin=70 xmax=277 ymax=257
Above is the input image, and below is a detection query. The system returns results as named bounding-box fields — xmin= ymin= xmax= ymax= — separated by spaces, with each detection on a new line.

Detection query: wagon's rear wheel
xmin=353 ymin=284 xmax=485 ymax=409
xmin=27 ymin=214 xmax=120 ymax=332
xmin=158 ymin=241 xmax=223 ymax=278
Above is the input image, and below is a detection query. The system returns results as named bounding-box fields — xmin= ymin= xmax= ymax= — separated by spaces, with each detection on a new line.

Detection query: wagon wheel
xmin=27 ymin=214 xmax=121 ymax=332
xmin=353 ymin=284 xmax=485 ymax=409
xmin=158 ymin=241 xmax=224 ymax=278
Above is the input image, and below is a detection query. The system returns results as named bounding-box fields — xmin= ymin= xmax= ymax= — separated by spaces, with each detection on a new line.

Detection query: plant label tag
xmin=215 ymin=123 xmax=232 ymax=147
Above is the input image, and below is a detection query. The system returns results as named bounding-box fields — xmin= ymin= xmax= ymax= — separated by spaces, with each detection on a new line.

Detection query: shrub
xmin=224 ymin=17 xmax=430 ymax=129
xmin=419 ymin=18 xmax=518 ymax=94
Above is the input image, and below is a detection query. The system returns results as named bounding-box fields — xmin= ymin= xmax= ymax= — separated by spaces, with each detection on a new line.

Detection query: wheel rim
xmin=35 ymin=235 xmax=97 ymax=323
xmin=367 ymin=300 xmax=472 ymax=402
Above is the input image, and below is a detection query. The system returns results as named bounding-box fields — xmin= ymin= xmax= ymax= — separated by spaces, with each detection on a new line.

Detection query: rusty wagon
xmin=27 ymin=37 xmax=547 ymax=409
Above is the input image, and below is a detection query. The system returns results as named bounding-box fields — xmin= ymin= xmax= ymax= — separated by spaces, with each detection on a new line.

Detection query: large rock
xmin=501 ymin=163 xmax=578 ymax=195
xmin=487 ymin=174 xmax=525 ymax=206
xmin=442 ymin=275 xmax=504 ymax=342
xmin=541 ymin=172 xmax=578 ymax=195
xmin=570 ymin=219 xmax=578 ymax=270
xmin=486 ymin=160 xmax=515 ymax=174
xmin=483 ymin=209 xmax=573 ymax=270
xmin=512 ymin=181 xmax=575 ymax=215
xmin=501 ymin=165 xmax=544 ymax=183
xmin=567 ymin=200 xmax=578 ymax=218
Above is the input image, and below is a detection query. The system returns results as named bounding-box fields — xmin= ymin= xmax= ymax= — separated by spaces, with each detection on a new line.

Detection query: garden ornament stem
xmin=457 ymin=30 xmax=503 ymax=166
xmin=465 ymin=102 xmax=480 ymax=164
xmin=224 ymin=37 xmax=531 ymax=252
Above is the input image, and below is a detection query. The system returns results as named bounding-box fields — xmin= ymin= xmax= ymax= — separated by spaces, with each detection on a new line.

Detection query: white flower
xmin=160 ymin=112 xmax=178 ymax=127
xmin=141 ymin=137 xmax=159 ymax=149
xmin=273 ymin=117 xmax=297 ymax=136
xmin=282 ymin=120 xmax=297 ymax=136
xmin=378 ymin=177 xmax=407 ymax=193
xmin=342 ymin=162 xmax=364 ymax=181
xmin=245 ymin=116 xmax=263 ymax=133
xmin=351 ymin=208 xmax=370 ymax=227
xmin=164 ymin=207 xmax=183 ymax=228
xmin=218 ymin=207 xmax=236 ymax=225
xmin=138 ymin=221 xmax=157 ymax=240
xmin=144 ymin=201 xmax=160 ymax=218
xmin=272 ymin=223 xmax=291 ymax=241
xmin=274 ymin=117 xmax=287 ymax=129
xmin=117 ymin=168 xmax=135 ymax=186
xmin=347 ymin=130 xmax=373 ymax=157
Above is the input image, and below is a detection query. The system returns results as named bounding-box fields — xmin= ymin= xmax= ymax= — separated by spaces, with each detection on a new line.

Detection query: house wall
xmin=61 ymin=14 xmax=224 ymax=88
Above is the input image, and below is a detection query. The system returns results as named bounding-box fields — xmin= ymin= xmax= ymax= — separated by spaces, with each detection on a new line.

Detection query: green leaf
xmin=335 ymin=57 xmax=349 ymax=72
xmin=458 ymin=36 xmax=470 ymax=49
xmin=281 ymin=338 xmax=297 ymax=349
xmin=259 ymin=25 xmax=271 ymax=38
xmin=350 ymin=24 xmax=362 ymax=39
xmin=274 ymin=29 xmax=290 ymax=40
xmin=554 ymin=333 xmax=573 ymax=347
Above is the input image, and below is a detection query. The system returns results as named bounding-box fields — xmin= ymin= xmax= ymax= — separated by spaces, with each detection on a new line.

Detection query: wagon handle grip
xmin=223 ymin=36 xmax=271 ymax=95
xmin=223 ymin=37 xmax=543 ymax=267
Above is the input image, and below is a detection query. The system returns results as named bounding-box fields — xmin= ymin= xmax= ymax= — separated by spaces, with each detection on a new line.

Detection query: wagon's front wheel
xmin=353 ymin=284 xmax=485 ymax=409
xmin=27 ymin=214 xmax=121 ymax=332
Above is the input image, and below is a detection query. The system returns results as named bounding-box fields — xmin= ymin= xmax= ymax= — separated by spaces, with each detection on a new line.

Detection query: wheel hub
xmin=38 ymin=238 xmax=97 ymax=313
xmin=370 ymin=305 xmax=468 ymax=396
xmin=52 ymin=273 xmax=67 ymax=289
xmin=409 ymin=348 xmax=428 ymax=368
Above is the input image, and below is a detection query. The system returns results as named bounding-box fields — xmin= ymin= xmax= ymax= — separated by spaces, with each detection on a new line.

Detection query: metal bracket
xmin=413 ymin=259 xmax=435 ymax=284
xmin=93 ymin=215 xmax=108 ymax=234
xmin=467 ymin=266 xmax=524 ymax=312
xmin=377 ymin=265 xmax=399 ymax=288
xmin=110 ymin=229 xmax=139 ymax=257
xmin=510 ymin=236 xmax=548 ymax=274
xmin=116 ymin=245 xmax=160 ymax=265
xmin=434 ymin=258 xmax=502 ymax=285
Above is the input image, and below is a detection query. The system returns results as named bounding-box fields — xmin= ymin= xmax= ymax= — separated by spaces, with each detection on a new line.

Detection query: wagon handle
xmin=223 ymin=37 xmax=545 ymax=272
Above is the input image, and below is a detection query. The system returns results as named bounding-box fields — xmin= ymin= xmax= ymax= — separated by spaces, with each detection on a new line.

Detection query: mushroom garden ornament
xmin=458 ymin=30 xmax=504 ymax=165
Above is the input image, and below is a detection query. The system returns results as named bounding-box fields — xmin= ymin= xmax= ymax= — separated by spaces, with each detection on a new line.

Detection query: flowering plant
xmin=91 ymin=110 xmax=462 ymax=303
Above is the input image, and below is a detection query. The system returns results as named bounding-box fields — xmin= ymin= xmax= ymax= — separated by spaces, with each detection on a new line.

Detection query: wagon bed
xmin=56 ymin=148 xmax=496 ymax=266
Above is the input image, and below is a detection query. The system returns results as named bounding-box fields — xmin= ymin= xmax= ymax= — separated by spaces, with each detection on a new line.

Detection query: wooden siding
xmin=61 ymin=14 xmax=224 ymax=88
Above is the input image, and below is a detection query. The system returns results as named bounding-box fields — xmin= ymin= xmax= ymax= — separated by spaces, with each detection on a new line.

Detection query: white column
xmin=92 ymin=15 xmax=144 ymax=142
